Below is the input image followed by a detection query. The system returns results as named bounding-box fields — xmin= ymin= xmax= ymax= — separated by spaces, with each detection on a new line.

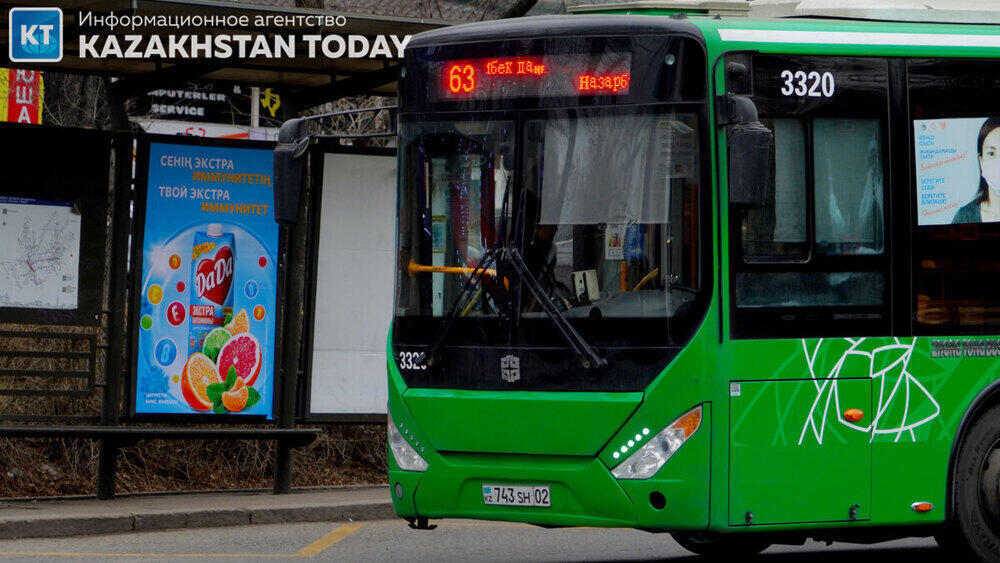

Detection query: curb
xmin=0 ymin=501 xmax=396 ymax=540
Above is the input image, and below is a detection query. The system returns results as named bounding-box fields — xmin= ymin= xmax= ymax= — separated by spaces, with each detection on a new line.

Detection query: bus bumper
xmin=388 ymin=413 xmax=711 ymax=530
xmin=391 ymin=453 xmax=638 ymax=527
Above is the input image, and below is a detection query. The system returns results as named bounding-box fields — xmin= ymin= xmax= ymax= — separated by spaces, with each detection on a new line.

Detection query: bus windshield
xmin=395 ymin=110 xmax=704 ymax=344
xmin=521 ymin=109 xmax=701 ymax=321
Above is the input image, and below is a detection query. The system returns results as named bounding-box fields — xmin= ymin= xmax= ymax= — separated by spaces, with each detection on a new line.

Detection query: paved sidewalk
xmin=0 ymin=486 xmax=394 ymax=540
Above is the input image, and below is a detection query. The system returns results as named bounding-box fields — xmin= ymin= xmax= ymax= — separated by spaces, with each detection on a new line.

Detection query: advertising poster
xmin=134 ymin=141 xmax=277 ymax=418
xmin=914 ymin=117 xmax=1000 ymax=226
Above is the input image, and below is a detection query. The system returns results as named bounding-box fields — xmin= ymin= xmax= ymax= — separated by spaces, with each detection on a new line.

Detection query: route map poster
xmin=133 ymin=141 xmax=277 ymax=418
xmin=0 ymin=196 xmax=80 ymax=309
xmin=914 ymin=117 xmax=997 ymax=226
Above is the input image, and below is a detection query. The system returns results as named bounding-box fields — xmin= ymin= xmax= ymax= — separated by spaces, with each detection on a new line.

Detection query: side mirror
xmin=723 ymin=95 xmax=773 ymax=207
xmin=273 ymin=118 xmax=310 ymax=225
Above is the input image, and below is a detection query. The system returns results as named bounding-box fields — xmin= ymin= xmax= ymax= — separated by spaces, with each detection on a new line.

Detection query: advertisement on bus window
xmin=133 ymin=140 xmax=277 ymax=419
xmin=914 ymin=117 xmax=1000 ymax=226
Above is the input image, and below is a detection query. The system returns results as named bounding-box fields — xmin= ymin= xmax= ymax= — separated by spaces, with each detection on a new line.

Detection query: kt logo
xmin=9 ymin=8 xmax=62 ymax=63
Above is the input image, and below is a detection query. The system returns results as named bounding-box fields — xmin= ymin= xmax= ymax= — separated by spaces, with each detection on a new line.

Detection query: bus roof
xmin=570 ymin=0 xmax=1000 ymax=24
xmin=404 ymin=12 xmax=1000 ymax=61
xmin=690 ymin=15 xmax=1000 ymax=59
xmin=781 ymin=0 xmax=1000 ymax=25
xmin=406 ymin=14 xmax=701 ymax=49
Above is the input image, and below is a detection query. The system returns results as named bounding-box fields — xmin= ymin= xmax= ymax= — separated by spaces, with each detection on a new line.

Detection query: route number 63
xmin=779 ymin=70 xmax=835 ymax=98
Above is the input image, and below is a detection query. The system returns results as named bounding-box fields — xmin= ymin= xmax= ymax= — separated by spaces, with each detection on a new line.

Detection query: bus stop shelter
xmin=0 ymin=0 xmax=447 ymax=499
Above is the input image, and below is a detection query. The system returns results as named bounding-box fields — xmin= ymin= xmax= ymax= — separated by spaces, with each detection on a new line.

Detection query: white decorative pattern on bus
xmin=799 ymin=338 xmax=941 ymax=445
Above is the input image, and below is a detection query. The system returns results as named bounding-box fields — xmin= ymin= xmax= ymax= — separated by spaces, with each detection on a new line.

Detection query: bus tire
xmin=949 ymin=403 xmax=1000 ymax=562
xmin=671 ymin=533 xmax=769 ymax=558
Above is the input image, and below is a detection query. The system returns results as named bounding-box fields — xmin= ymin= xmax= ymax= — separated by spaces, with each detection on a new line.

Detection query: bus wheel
xmin=671 ymin=533 xmax=769 ymax=558
xmin=949 ymin=405 xmax=1000 ymax=562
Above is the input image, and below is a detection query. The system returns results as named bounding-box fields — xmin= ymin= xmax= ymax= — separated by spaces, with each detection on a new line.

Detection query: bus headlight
xmin=611 ymin=405 xmax=702 ymax=480
xmin=388 ymin=412 xmax=429 ymax=472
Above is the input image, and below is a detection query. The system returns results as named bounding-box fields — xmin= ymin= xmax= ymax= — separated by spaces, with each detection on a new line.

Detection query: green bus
xmin=387 ymin=4 xmax=1000 ymax=560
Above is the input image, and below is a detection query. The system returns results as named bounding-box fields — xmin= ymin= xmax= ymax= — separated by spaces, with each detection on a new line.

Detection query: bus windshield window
xmin=522 ymin=111 xmax=701 ymax=318
xmin=396 ymin=119 xmax=513 ymax=318
xmin=397 ymin=110 xmax=703 ymax=323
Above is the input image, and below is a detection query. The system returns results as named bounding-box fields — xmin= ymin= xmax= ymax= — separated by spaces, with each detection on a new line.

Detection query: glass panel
xmin=813 ymin=118 xmax=885 ymax=255
xmin=522 ymin=111 xmax=701 ymax=318
xmin=908 ymin=58 xmax=1000 ymax=332
xmin=396 ymin=119 xmax=514 ymax=318
xmin=916 ymin=247 xmax=1000 ymax=328
xmin=742 ymin=118 xmax=808 ymax=260
xmin=736 ymin=271 xmax=884 ymax=308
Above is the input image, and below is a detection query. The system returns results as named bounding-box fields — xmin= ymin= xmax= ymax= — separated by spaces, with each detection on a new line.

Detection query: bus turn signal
xmin=843 ymin=408 xmax=864 ymax=422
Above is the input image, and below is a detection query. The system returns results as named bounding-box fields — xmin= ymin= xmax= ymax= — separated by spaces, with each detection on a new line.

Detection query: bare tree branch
xmin=501 ymin=0 xmax=539 ymax=17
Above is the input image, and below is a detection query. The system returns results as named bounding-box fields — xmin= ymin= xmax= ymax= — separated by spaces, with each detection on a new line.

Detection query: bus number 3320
xmin=780 ymin=69 xmax=835 ymax=98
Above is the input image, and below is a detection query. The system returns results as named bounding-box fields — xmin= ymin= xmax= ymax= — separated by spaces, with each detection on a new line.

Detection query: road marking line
xmin=0 ymin=552 xmax=288 ymax=558
xmin=295 ymin=522 xmax=366 ymax=558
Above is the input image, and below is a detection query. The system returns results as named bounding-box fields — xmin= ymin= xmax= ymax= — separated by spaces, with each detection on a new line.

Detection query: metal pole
xmin=250 ymin=87 xmax=260 ymax=128
xmin=98 ymin=126 xmax=132 ymax=499
xmin=96 ymin=439 xmax=118 ymax=499
xmin=273 ymin=146 xmax=310 ymax=494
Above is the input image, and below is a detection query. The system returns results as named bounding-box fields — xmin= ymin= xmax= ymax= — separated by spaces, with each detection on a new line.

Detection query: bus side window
xmin=812 ymin=118 xmax=885 ymax=256
xmin=741 ymin=118 xmax=808 ymax=261
xmin=909 ymin=59 xmax=1000 ymax=333
xmin=729 ymin=55 xmax=890 ymax=339
xmin=735 ymin=119 xmax=886 ymax=310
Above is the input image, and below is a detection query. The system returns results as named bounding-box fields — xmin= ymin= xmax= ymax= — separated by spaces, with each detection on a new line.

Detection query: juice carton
xmin=189 ymin=224 xmax=235 ymax=354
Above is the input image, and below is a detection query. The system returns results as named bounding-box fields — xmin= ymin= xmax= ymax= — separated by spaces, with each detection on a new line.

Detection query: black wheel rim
xmin=979 ymin=443 xmax=1000 ymax=534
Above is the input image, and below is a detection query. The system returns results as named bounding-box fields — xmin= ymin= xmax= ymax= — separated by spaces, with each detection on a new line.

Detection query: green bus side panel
xmin=403 ymin=389 xmax=642 ymax=456
xmin=712 ymin=336 xmax=996 ymax=529
xmin=729 ymin=379 xmax=872 ymax=526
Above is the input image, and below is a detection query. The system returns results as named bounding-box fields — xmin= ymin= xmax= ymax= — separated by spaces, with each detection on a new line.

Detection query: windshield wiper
xmin=417 ymin=168 xmax=514 ymax=369
xmin=415 ymin=245 xmax=608 ymax=371
xmin=415 ymin=248 xmax=501 ymax=368
xmin=503 ymin=247 xmax=607 ymax=371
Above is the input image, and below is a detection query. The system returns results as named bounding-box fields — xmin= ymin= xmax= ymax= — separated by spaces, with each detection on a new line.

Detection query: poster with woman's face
xmin=914 ymin=117 xmax=1000 ymax=226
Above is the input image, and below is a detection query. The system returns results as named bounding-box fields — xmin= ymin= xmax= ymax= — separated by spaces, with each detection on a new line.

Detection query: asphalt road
xmin=0 ymin=519 xmax=941 ymax=562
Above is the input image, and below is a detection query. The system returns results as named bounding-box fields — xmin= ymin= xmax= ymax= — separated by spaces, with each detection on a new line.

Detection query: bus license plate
xmin=482 ymin=484 xmax=550 ymax=507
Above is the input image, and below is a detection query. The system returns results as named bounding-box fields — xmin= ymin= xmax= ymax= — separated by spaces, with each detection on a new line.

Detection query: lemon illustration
xmin=202 ymin=327 xmax=232 ymax=363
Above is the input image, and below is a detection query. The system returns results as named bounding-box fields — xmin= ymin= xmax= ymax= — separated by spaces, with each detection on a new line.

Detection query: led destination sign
xmin=430 ymin=53 xmax=632 ymax=101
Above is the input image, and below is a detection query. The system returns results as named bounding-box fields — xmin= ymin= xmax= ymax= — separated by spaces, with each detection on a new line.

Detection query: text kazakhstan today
xmin=79 ymin=33 xmax=410 ymax=59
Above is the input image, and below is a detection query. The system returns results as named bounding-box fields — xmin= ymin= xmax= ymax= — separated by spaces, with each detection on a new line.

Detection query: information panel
xmin=914 ymin=117 xmax=1000 ymax=226
xmin=0 ymin=196 xmax=80 ymax=310
xmin=428 ymin=53 xmax=632 ymax=101
xmin=133 ymin=140 xmax=277 ymax=418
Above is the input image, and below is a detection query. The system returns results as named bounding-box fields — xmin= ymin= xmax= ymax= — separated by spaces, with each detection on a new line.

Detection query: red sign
xmin=6 ymin=69 xmax=43 ymax=124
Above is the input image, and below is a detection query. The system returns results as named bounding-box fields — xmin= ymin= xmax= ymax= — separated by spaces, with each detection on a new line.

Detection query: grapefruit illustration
xmin=202 ymin=327 xmax=231 ymax=362
xmin=222 ymin=376 xmax=249 ymax=412
xmin=225 ymin=309 xmax=250 ymax=335
xmin=216 ymin=333 xmax=262 ymax=387
xmin=182 ymin=353 xmax=221 ymax=411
